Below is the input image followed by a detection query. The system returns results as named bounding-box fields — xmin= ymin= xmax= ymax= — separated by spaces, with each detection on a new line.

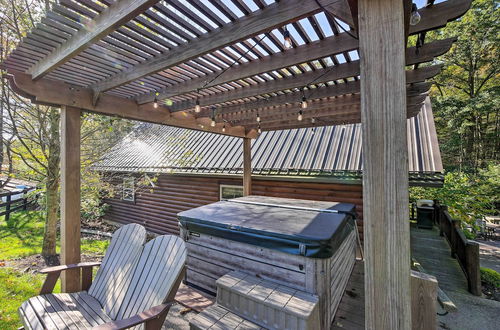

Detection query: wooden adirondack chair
xmin=18 ymin=224 xmax=187 ymax=330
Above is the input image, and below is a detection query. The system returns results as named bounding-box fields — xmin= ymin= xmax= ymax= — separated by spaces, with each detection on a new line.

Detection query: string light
xmin=222 ymin=124 xmax=226 ymax=132
xmin=297 ymin=110 xmax=303 ymax=121
xmin=283 ymin=26 xmax=292 ymax=49
xmin=410 ymin=3 xmax=421 ymax=26
xmin=256 ymin=112 xmax=261 ymax=123
xmin=153 ymin=97 xmax=158 ymax=109
xmin=210 ymin=106 xmax=216 ymax=127
xmin=301 ymin=96 xmax=308 ymax=109
xmin=194 ymin=99 xmax=201 ymax=113
xmin=258 ymin=124 xmax=262 ymax=134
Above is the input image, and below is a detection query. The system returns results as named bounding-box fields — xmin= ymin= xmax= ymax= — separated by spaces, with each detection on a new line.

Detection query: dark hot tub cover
xmin=178 ymin=196 xmax=356 ymax=258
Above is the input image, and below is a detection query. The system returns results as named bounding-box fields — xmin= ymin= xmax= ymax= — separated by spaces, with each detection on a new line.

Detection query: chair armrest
xmin=39 ymin=262 xmax=101 ymax=294
xmin=92 ymin=302 xmax=174 ymax=330
xmin=40 ymin=262 xmax=101 ymax=274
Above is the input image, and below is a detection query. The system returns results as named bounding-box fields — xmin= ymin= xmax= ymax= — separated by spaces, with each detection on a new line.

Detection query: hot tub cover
xmin=178 ymin=196 xmax=356 ymax=259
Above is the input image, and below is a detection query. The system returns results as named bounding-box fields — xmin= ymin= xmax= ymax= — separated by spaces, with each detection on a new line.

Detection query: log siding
xmin=103 ymin=174 xmax=364 ymax=239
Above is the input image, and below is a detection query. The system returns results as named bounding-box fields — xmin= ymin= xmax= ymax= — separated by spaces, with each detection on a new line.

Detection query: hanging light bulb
xmin=222 ymin=124 xmax=226 ymax=133
xmin=283 ymin=26 xmax=292 ymax=49
xmin=153 ymin=97 xmax=158 ymax=109
xmin=410 ymin=3 xmax=421 ymax=26
xmin=210 ymin=106 xmax=216 ymax=127
xmin=301 ymin=96 xmax=308 ymax=109
xmin=311 ymin=117 xmax=316 ymax=124
xmin=297 ymin=110 xmax=303 ymax=121
xmin=258 ymin=124 xmax=262 ymax=134
xmin=256 ymin=112 xmax=261 ymax=123
xmin=194 ymin=98 xmax=201 ymax=113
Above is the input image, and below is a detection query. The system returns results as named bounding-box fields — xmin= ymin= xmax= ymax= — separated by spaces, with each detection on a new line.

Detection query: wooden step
xmin=216 ymin=271 xmax=320 ymax=330
xmin=190 ymin=304 xmax=264 ymax=330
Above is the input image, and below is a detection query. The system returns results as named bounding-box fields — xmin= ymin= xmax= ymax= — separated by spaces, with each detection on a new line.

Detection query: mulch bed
xmin=482 ymin=282 xmax=500 ymax=301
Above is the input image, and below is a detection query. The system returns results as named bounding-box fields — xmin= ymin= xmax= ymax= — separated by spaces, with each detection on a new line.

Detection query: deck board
xmin=331 ymin=225 xmax=471 ymax=329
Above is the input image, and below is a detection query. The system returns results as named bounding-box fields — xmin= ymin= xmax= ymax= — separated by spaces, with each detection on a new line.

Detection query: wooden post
xmin=465 ymin=241 xmax=481 ymax=296
xmin=5 ymin=194 xmax=11 ymax=223
xmin=358 ymin=0 xmax=411 ymax=329
xmin=60 ymin=106 xmax=81 ymax=292
xmin=243 ymin=137 xmax=252 ymax=196
xmin=411 ymin=270 xmax=438 ymax=330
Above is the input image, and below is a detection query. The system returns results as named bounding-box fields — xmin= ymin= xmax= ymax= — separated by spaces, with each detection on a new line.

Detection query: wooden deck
xmin=410 ymin=226 xmax=469 ymax=295
xmin=331 ymin=225 xmax=471 ymax=329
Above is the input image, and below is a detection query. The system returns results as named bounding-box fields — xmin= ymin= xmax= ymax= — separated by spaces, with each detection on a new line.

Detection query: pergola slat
xmin=90 ymin=0 xmax=331 ymax=94
xmin=29 ymin=0 xmax=160 ymax=80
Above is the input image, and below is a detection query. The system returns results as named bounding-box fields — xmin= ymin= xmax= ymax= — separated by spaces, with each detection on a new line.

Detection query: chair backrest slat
xmin=114 ymin=235 xmax=187 ymax=322
xmin=88 ymin=223 xmax=146 ymax=318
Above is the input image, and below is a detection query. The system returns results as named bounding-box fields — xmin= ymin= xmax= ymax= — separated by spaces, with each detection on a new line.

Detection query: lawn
xmin=0 ymin=211 xmax=110 ymax=329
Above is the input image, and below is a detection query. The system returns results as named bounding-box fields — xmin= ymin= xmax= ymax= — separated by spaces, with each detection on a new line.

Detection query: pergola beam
xmin=7 ymin=71 xmax=251 ymax=138
xmin=136 ymin=33 xmax=358 ymax=104
xmin=171 ymin=63 xmax=441 ymax=112
xmin=29 ymin=0 xmax=160 ymax=80
xmin=91 ymin=0 xmax=337 ymax=94
xmin=138 ymin=37 xmax=453 ymax=105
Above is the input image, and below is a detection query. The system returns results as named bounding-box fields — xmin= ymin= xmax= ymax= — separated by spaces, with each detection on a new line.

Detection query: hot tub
xmin=178 ymin=196 xmax=358 ymax=329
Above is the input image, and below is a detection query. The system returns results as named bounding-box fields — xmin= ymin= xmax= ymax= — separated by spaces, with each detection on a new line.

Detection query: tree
xmin=427 ymin=0 xmax=499 ymax=171
xmin=0 ymin=0 xmax=133 ymax=263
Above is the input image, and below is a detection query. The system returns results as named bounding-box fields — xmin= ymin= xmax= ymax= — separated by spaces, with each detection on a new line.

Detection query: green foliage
xmin=0 ymin=211 xmax=110 ymax=260
xmin=0 ymin=268 xmax=60 ymax=329
xmin=410 ymin=164 xmax=499 ymax=224
xmin=427 ymin=0 xmax=499 ymax=170
xmin=480 ymin=267 xmax=500 ymax=288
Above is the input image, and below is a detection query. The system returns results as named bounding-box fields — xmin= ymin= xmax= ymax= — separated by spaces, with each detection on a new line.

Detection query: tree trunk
xmin=41 ymin=108 xmax=60 ymax=265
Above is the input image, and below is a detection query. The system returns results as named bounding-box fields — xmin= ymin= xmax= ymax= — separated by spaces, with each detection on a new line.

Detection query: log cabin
xmin=93 ymin=97 xmax=443 ymax=240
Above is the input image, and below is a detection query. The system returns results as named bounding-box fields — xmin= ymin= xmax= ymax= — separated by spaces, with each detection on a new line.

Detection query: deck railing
xmin=0 ymin=187 xmax=36 ymax=222
xmin=434 ymin=202 xmax=481 ymax=296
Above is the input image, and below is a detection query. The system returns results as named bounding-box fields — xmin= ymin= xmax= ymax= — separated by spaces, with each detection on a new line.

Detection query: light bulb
xmin=258 ymin=125 xmax=262 ymax=134
xmin=301 ymin=96 xmax=308 ymax=109
xmin=297 ymin=110 xmax=303 ymax=121
xmin=211 ymin=118 xmax=216 ymax=127
xmin=283 ymin=29 xmax=292 ymax=49
xmin=153 ymin=97 xmax=158 ymax=109
xmin=311 ymin=117 xmax=315 ymax=124
xmin=410 ymin=4 xmax=421 ymax=26
xmin=222 ymin=124 xmax=226 ymax=133
xmin=256 ymin=113 xmax=261 ymax=122
xmin=194 ymin=99 xmax=201 ymax=113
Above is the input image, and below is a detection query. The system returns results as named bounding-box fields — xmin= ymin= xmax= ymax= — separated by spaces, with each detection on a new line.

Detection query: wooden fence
xmin=0 ymin=188 xmax=35 ymax=221
xmin=434 ymin=202 xmax=481 ymax=296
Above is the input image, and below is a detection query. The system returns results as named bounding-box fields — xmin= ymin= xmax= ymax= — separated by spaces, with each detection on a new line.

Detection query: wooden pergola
xmin=2 ymin=0 xmax=470 ymax=328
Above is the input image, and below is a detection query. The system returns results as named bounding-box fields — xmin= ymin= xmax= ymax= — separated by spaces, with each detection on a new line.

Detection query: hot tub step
xmin=190 ymin=304 xmax=264 ymax=330
xmin=216 ymin=271 xmax=320 ymax=330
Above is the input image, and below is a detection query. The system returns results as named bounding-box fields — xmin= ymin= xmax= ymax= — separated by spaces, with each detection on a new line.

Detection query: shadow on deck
xmin=331 ymin=225 xmax=469 ymax=329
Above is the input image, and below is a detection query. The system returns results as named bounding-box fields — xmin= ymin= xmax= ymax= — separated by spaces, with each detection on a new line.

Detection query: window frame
xmin=122 ymin=177 xmax=135 ymax=202
xmin=219 ymin=184 xmax=244 ymax=200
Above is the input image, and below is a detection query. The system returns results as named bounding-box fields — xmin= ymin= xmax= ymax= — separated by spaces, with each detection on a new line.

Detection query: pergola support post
xmin=358 ymin=0 xmax=411 ymax=329
xmin=60 ymin=106 xmax=82 ymax=293
xmin=243 ymin=138 xmax=252 ymax=196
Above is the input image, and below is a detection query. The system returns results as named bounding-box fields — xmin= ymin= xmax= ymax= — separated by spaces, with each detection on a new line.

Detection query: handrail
xmin=434 ymin=203 xmax=481 ymax=296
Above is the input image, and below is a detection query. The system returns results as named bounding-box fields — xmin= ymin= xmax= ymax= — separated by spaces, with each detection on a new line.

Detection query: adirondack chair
xmin=18 ymin=224 xmax=187 ymax=329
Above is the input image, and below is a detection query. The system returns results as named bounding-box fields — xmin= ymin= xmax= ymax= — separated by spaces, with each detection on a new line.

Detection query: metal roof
xmin=93 ymin=98 xmax=443 ymax=186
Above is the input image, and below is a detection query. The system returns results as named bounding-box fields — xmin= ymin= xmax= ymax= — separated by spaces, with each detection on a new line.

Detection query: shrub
xmin=480 ymin=267 xmax=500 ymax=288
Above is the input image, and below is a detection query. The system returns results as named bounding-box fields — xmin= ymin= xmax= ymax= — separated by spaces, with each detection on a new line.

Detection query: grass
xmin=481 ymin=267 xmax=500 ymax=288
xmin=0 ymin=211 xmax=109 ymax=329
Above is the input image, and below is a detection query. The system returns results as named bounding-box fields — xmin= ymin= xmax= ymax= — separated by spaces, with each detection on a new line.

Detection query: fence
xmin=0 ymin=187 xmax=36 ymax=221
xmin=434 ymin=202 xmax=481 ymax=296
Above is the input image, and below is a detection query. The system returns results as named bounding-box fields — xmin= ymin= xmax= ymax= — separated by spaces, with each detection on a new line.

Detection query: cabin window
xmin=122 ymin=177 xmax=135 ymax=202
xmin=220 ymin=185 xmax=244 ymax=200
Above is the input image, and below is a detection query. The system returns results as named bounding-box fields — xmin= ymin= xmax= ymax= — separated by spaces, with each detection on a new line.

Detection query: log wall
xmin=103 ymin=174 xmax=364 ymax=239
